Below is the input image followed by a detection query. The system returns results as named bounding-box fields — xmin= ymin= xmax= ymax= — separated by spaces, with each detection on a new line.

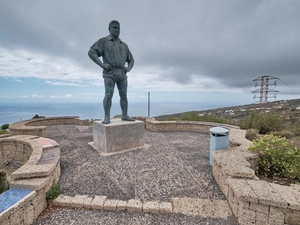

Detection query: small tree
xmin=240 ymin=111 xmax=285 ymax=134
xmin=1 ymin=124 xmax=9 ymax=130
xmin=32 ymin=114 xmax=45 ymax=119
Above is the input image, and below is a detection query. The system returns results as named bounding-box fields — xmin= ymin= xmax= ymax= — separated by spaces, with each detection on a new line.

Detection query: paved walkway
xmin=33 ymin=124 xmax=238 ymax=225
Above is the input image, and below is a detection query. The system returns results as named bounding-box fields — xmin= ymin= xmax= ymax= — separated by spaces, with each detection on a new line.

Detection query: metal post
xmin=148 ymin=92 xmax=150 ymax=117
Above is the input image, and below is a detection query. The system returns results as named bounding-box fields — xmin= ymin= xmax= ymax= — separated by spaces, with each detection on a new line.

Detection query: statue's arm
xmin=126 ymin=58 xmax=134 ymax=72
xmin=124 ymin=48 xmax=134 ymax=73
xmin=88 ymin=48 xmax=111 ymax=70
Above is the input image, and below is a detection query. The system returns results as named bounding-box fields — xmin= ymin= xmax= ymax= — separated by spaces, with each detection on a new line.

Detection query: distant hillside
xmin=155 ymin=98 xmax=300 ymax=127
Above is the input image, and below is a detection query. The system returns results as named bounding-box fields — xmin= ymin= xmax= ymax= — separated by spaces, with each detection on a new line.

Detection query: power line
xmin=278 ymin=78 xmax=300 ymax=96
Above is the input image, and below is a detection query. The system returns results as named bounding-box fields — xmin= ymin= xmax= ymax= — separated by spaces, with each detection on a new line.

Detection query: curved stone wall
xmin=9 ymin=116 xmax=89 ymax=137
xmin=0 ymin=135 xmax=60 ymax=225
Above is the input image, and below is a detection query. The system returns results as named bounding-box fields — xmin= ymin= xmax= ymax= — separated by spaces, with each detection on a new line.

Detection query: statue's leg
xmin=102 ymin=78 xmax=115 ymax=124
xmin=117 ymin=79 xmax=135 ymax=121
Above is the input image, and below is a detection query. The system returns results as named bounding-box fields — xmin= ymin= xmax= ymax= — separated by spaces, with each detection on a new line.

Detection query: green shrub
xmin=249 ymin=135 xmax=300 ymax=183
xmin=179 ymin=112 xmax=227 ymax=123
xmin=245 ymin=129 xmax=259 ymax=141
xmin=1 ymin=124 xmax=9 ymax=130
xmin=165 ymin=116 xmax=179 ymax=121
xmin=32 ymin=114 xmax=45 ymax=119
xmin=240 ymin=111 xmax=285 ymax=134
xmin=46 ymin=183 xmax=60 ymax=201
xmin=0 ymin=130 xmax=8 ymax=135
xmin=271 ymin=130 xmax=294 ymax=139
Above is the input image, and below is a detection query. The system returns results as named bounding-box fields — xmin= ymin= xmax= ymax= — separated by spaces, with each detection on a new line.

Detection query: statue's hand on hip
xmin=102 ymin=63 xmax=112 ymax=71
xmin=123 ymin=66 xmax=130 ymax=73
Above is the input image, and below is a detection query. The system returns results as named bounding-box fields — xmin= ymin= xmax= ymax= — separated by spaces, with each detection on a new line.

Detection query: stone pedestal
xmin=92 ymin=119 xmax=145 ymax=154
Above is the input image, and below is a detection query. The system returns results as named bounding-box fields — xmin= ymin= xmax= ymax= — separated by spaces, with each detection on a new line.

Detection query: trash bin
xmin=210 ymin=127 xmax=229 ymax=165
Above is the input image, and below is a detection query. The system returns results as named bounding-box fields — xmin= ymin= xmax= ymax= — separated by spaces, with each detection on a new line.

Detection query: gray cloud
xmin=0 ymin=0 xmax=299 ymax=95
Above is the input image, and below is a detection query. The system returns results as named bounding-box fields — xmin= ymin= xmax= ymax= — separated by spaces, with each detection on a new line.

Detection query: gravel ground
xmin=32 ymin=124 xmax=238 ymax=225
xmin=34 ymin=207 xmax=238 ymax=225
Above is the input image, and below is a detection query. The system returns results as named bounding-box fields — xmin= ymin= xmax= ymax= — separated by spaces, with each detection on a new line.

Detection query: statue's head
xmin=108 ymin=20 xmax=120 ymax=38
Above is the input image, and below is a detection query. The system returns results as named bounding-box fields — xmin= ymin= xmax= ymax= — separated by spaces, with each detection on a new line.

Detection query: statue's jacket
xmin=90 ymin=35 xmax=133 ymax=81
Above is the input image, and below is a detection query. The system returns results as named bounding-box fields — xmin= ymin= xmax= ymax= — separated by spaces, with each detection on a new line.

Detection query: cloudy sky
xmin=1 ymin=0 xmax=299 ymax=105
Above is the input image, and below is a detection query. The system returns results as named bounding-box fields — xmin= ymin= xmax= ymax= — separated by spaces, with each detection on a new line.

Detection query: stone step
xmin=52 ymin=194 xmax=232 ymax=218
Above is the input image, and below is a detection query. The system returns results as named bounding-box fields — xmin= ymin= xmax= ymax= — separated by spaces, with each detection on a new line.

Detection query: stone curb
xmin=52 ymin=194 xmax=231 ymax=218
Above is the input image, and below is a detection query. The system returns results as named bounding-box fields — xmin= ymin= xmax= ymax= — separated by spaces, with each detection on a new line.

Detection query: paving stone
xmin=83 ymin=196 xmax=94 ymax=209
xmin=54 ymin=195 xmax=73 ymax=207
xmin=103 ymin=199 xmax=119 ymax=211
xmin=212 ymin=199 xmax=232 ymax=218
xmin=143 ymin=201 xmax=160 ymax=213
xmin=116 ymin=200 xmax=127 ymax=211
xmin=69 ymin=195 xmax=87 ymax=208
xmin=127 ymin=199 xmax=143 ymax=212
xmin=157 ymin=202 xmax=172 ymax=214
xmin=90 ymin=196 xmax=107 ymax=210
xmin=172 ymin=197 xmax=232 ymax=218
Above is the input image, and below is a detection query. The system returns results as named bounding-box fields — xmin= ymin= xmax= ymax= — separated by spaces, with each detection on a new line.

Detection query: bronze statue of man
xmin=88 ymin=20 xmax=135 ymax=124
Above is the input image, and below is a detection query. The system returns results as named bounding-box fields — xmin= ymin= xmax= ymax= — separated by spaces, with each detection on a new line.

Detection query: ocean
xmin=0 ymin=101 xmax=237 ymax=125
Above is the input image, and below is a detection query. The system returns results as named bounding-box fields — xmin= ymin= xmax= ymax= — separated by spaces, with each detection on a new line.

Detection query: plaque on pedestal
xmin=91 ymin=119 xmax=145 ymax=155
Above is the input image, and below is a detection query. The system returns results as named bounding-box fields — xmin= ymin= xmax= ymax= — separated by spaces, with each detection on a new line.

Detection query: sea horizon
xmin=0 ymin=101 xmax=248 ymax=125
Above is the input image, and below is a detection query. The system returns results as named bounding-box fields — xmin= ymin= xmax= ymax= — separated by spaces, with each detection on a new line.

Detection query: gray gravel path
xmin=34 ymin=207 xmax=238 ymax=225
xmin=33 ymin=124 xmax=238 ymax=225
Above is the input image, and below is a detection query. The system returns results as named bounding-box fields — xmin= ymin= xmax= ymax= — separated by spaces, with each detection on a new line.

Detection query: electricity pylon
xmin=252 ymin=75 xmax=279 ymax=104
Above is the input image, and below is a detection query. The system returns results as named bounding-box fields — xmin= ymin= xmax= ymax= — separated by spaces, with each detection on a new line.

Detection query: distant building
xmin=224 ymin=109 xmax=234 ymax=115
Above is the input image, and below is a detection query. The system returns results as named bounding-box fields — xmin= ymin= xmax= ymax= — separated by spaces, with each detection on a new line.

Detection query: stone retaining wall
xmin=0 ymin=136 xmax=32 ymax=167
xmin=9 ymin=116 xmax=89 ymax=137
xmin=134 ymin=117 xmax=239 ymax=133
xmin=0 ymin=135 xmax=60 ymax=225
xmin=212 ymin=129 xmax=300 ymax=225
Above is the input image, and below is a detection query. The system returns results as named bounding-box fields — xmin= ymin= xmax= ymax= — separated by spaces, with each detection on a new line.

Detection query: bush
xmin=245 ymin=129 xmax=259 ymax=141
xmin=166 ymin=116 xmax=179 ymax=121
xmin=240 ymin=111 xmax=285 ymax=134
xmin=249 ymin=134 xmax=300 ymax=183
xmin=32 ymin=114 xmax=45 ymax=119
xmin=178 ymin=112 xmax=227 ymax=123
xmin=1 ymin=124 xmax=9 ymax=130
xmin=46 ymin=183 xmax=60 ymax=202
xmin=271 ymin=130 xmax=294 ymax=139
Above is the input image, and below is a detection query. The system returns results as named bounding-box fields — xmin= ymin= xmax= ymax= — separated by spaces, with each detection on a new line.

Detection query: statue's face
xmin=109 ymin=23 xmax=120 ymax=38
